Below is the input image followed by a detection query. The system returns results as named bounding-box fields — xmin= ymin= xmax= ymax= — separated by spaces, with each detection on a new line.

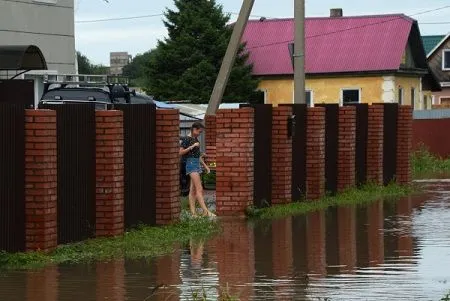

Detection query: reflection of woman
xmin=190 ymin=239 xmax=204 ymax=270
xmin=179 ymin=122 xmax=216 ymax=217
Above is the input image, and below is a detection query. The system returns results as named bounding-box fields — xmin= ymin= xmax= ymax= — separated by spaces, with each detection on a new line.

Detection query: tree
xmin=143 ymin=0 xmax=259 ymax=103
xmin=123 ymin=51 xmax=153 ymax=87
xmin=76 ymin=51 xmax=109 ymax=75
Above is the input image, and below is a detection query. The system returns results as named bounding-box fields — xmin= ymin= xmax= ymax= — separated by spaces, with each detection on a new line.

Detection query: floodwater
xmin=1 ymin=182 xmax=450 ymax=301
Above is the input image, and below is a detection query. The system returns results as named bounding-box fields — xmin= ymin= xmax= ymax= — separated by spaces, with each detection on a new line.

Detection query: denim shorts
xmin=186 ymin=157 xmax=202 ymax=175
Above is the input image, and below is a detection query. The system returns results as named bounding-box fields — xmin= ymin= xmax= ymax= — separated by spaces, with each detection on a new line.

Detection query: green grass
xmin=246 ymin=183 xmax=414 ymax=220
xmin=0 ymin=217 xmax=219 ymax=270
xmin=412 ymin=147 xmax=450 ymax=178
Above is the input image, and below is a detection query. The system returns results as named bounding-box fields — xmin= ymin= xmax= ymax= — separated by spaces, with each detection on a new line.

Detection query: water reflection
xmin=1 ymin=182 xmax=450 ymax=300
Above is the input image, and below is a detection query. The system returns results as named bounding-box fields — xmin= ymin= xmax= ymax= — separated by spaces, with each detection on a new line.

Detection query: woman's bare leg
xmin=190 ymin=173 xmax=215 ymax=216
xmin=188 ymin=176 xmax=197 ymax=216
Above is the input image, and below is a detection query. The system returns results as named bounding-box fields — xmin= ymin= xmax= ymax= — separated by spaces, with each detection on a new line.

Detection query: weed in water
xmin=246 ymin=183 xmax=415 ymax=220
xmin=0 ymin=217 xmax=219 ymax=270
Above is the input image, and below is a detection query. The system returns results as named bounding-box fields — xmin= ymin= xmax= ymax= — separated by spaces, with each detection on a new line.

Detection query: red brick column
xmin=367 ymin=105 xmax=384 ymax=185
xmin=306 ymin=107 xmax=325 ymax=200
xmin=205 ymin=115 xmax=217 ymax=164
xmin=271 ymin=106 xmax=292 ymax=204
xmin=24 ymin=110 xmax=57 ymax=252
xmin=156 ymin=109 xmax=181 ymax=225
xmin=337 ymin=107 xmax=356 ymax=192
xmin=397 ymin=106 xmax=413 ymax=185
xmin=216 ymin=108 xmax=254 ymax=216
xmin=95 ymin=111 xmax=124 ymax=238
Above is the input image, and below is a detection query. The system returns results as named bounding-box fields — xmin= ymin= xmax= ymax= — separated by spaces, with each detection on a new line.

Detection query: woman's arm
xmin=179 ymin=141 xmax=200 ymax=156
xmin=200 ymin=156 xmax=210 ymax=174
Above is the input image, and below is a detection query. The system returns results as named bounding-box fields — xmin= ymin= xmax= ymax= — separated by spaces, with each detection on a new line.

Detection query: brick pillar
xmin=337 ymin=107 xmax=356 ymax=192
xmin=205 ymin=115 xmax=217 ymax=164
xmin=367 ymin=201 xmax=384 ymax=266
xmin=367 ymin=105 xmax=384 ymax=184
xmin=26 ymin=266 xmax=58 ymax=301
xmin=271 ymin=106 xmax=292 ymax=204
xmin=306 ymin=107 xmax=325 ymax=200
xmin=156 ymin=109 xmax=181 ymax=225
xmin=24 ymin=110 xmax=57 ymax=252
xmin=396 ymin=106 xmax=413 ymax=185
xmin=95 ymin=111 xmax=124 ymax=238
xmin=216 ymin=108 xmax=254 ymax=216
xmin=96 ymin=260 xmax=125 ymax=301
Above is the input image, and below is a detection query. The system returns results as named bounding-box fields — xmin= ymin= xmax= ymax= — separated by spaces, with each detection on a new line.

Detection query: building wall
xmin=394 ymin=76 xmax=422 ymax=108
xmin=0 ymin=0 xmax=76 ymax=73
xmin=258 ymin=75 xmax=422 ymax=106
xmin=110 ymin=52 xmax=131 ymax=75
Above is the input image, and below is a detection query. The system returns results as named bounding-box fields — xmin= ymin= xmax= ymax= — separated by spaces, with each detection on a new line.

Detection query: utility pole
xmin=205 ymin=0 xmax=255 ymax=116
xmin=293 ymin=0 xmax=306 ymax=104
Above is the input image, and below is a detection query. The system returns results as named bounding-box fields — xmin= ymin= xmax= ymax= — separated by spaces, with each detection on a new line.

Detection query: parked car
xmin=37 ymin=74 xmax=154 ymax=109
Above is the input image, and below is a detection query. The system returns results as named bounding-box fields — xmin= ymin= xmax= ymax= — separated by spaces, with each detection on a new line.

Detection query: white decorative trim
xmin=442 ymin=49 xmax=450 ymax=71
xmin=382 ymin=76 xmax=395 ymax=103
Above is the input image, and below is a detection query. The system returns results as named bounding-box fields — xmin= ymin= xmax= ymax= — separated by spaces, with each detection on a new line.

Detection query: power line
xmin=75 ymin=13 xmax=164 ymax=23
xmin=246 ymin=5 xmax=450 ymax=51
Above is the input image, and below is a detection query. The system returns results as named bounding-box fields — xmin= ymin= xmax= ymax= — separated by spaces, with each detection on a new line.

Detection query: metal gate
xmin=316 ymin=104 xmax=339 ymax=194
xmin=345 ymin=104 xmax=368 ymax=186
xmin=0 ymin=104 xmax=25 ymax=252
xmin=290 ymin=104 xmax=307 ymax=201
xmin=383 ymin=104 xmax=398 ymax=185
xmin=240 ymin=104 xmax=272 ymax=208
xmin=43 ymin=104 xmax=96 ymax=244
xmin=115 ymin=104 xmax=156 ymax=227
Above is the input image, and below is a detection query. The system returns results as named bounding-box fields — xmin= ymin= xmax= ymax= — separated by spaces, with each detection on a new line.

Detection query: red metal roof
xmin=242 ymin=14 xmax=414 ymax=76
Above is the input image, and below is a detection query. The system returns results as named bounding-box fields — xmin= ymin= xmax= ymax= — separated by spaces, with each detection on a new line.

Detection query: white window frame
xmin=398 ymin=87 xmax=404 ymax=105
xmin=442 ymin=49 xmax=450 ymax=71
xmin=411 ymin=87 xmax=416 ymax=109
xmin=305 ymin=89 xmax=314 ymax=107
xmin=340 ymin=88 xmax=361 ymax=106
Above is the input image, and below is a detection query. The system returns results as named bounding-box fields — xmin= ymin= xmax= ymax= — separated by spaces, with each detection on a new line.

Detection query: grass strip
xmin=0 ymin=216 xmax=219 ymax=270
xmin=412 ymin=147 xmax=450 ymax=179
xmin=246 ymin=183 xmax=414 ymax=220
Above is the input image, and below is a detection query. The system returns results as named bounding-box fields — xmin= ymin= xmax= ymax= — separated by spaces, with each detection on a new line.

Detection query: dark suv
xmin=37 ymin=74 xmax=154 ymax=109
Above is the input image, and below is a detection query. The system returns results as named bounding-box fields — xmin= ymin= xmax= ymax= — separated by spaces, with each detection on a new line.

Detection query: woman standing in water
xmin=180 ymin=122 xmax=216 ymax=217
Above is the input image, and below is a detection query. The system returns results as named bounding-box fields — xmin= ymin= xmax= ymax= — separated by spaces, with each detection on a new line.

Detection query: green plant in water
xmin=411 ymin=146 xmax=450 ymax=178
xmin=246 ymin=183 xmax=415 ymax=220
xmin=0 ymin=217 xmax=220 ymax=270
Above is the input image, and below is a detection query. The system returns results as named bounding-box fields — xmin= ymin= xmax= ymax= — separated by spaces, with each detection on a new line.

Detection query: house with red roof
xmin=242 ymin=9 xmax=440 ymax=109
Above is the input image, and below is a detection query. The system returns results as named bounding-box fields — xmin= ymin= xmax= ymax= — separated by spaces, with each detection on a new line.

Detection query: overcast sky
xmin=74 ymin=0 xmax=450 ymax=65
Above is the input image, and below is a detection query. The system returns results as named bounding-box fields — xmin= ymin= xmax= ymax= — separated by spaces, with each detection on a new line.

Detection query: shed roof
xmin=422 ymin=35 xmax=446 ymax=55
xmin=0 ymin=45 xmax=47 ymax=70
xmin=242 ymin=14 xmax=418 ymax=76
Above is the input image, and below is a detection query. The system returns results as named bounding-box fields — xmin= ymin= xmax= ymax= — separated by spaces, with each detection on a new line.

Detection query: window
xmin=305 ymin=90 xmax=313 ymax=107
xmin=341 ymin=89 xmax=360 ymax=104
xmin=398 ymin=87 xmax=404 ymax=105
xmin=443 ymin=50 xmax=450 ymax=70
xmin=424 ymin=95 xmax=429 ymax=110
xmin=411 ymin=88 xmax=416 ymax=110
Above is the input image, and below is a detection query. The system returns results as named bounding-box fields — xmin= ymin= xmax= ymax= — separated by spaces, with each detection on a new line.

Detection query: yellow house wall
xmin=394 ymin=76 xmax=421 ymax=108
xmin=258 ymin=75 xmax=423 ymax=107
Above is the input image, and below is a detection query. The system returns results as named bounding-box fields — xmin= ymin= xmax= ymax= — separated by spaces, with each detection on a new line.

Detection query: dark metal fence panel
xmin=316 ymin=104 xmax=339 ymax=194
xmin=240 ymin=104 xmax=272 ymax=208
xmin=383 ymin=103 xmax=399 ymax=185
xmin=345 ymin=104 xmax=368 ymax=186
xmin=115 ymin=104 xmax=156 ymax=227
xmin=0 ymin=104 xmax=25 ymax=252
xmin=290 ymin=104 xmax=307 ymax=201
xmin=43 ymin=104 xmax=96 ymax=244
xmin=0 ymin=80 xmax=35 ymax=108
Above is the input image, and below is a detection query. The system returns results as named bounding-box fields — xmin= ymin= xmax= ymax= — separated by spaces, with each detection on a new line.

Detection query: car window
xmin=41 ymin=89 xmax=110 ymax=102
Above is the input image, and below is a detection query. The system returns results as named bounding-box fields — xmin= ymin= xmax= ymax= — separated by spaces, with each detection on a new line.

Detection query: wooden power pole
xmin=293 ymin=0 xmax=306 ymax=104
xmin=205 ymin=0 xmax=255 ymax=116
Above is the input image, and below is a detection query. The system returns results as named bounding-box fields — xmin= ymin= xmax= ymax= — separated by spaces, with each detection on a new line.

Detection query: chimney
xmin=330 ymin=8 xmax=343 ymax=17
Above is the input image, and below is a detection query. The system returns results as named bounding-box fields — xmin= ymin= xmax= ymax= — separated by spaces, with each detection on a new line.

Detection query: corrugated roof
xmin=242 ymin=15 xmax=414 ymax=75
xmin=422 ymin=35 xmax=446 ymax=55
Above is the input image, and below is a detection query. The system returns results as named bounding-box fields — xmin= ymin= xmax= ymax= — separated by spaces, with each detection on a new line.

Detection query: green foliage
xmin=246 ymin=183 xmax=415 ymax=220
xmin=143 ymin=0 xmax=259 ymax=103
xmin=76 ymin=51 xmax=109 ymax=75
xmin=0 ymin=217 xmax=219 ymax=270
xmin=122 ymin=51 xmax=153 ymax=87
xmin=441 ymin=290 xmax=450 ymax=301
xmin=411 ymin=146 xmax=450 ymax=178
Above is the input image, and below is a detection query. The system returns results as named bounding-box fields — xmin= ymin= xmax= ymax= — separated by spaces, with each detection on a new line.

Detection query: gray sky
xmin=75 ymin=0 xmax=450 ymax=65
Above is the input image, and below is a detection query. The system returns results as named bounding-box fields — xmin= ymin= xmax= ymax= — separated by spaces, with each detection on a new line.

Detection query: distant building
xmin=0 ymin=0 xmax=76 ymax=74
xmin=110 ymin=52 xmax=131 ymax=75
